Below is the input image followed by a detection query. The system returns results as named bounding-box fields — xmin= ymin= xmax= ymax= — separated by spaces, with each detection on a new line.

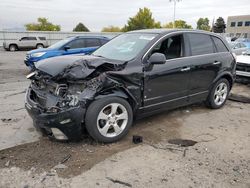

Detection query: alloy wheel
xmin=214 ymin=82 xmax=228 ymax=106
xmin=97 ymin=103 xmax=128 ymax=138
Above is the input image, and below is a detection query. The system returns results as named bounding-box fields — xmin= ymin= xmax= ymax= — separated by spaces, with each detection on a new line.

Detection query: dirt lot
xmin=0 ymin=50 xmax=250 ymax=187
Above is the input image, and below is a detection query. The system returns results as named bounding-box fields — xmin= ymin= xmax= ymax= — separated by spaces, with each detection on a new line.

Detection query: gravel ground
xmin=0 ymin=50 xmax=249 ymax=188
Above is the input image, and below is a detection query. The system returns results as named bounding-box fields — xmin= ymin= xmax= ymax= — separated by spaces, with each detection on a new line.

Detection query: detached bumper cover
xmin=25 ymin=87 xmax=85 ymax=140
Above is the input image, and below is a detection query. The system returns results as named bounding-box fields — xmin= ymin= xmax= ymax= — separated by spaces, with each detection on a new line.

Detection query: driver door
xmin=143 ymin=33 xmax=191 ymax=111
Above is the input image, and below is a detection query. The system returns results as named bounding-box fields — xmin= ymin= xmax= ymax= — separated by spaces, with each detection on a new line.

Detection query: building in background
xmin=226 ymin=15 xmax=250 ymax=38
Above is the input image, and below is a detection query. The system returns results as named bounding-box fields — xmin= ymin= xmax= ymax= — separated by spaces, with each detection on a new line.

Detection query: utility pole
xmin=170 ymin=0 xmax=181 ymax=28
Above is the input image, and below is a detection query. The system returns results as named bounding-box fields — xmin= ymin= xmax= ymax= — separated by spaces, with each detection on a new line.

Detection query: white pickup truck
xmin=3 ymin=36 xmax=49 ymax=51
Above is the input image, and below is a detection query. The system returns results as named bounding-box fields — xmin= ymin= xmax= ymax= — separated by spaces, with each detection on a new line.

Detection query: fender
xmin=211 ymin=71 xmax=235 ymax=89
xmin=94 ymin=88 xmax=139 ymax=113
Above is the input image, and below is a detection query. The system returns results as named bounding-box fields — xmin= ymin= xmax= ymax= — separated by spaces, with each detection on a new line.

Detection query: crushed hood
xmin=237 ymin=55 xmax=250 ymax=65
xmin=35 ymin=55 xmax=126 ymax=79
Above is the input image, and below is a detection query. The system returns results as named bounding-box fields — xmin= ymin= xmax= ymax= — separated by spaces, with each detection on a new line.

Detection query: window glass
xmin=212 ymin=37 xmax=228 ymax=52
xmin=38 ymin=37 xmax=46 ymax=40
xmin=100 ymin=39 xmax=108 ymax=45
xmin=188 ymin=33 xmax=214 ymax=55
xmin=245 ymin=21 xmax=250 ymax=26
xmin=85 ymin=38 xmax=100 ymax=47
xmin=68 ymin=39 xmax=85 ymax=49
xmin=151 ymin=35 xmax=183 ymax=60
xmin=240 ymin=43 xmax=246 ymax=48
xmin=237 ymin=22 xmax=243 ymax=27
xmin=28 ymin=37 xmax=37 ymax=40
xmin=93 ymin=33 xmax=157 ymax=61
xmin=231 ymin=22 xmax=236 ymax=27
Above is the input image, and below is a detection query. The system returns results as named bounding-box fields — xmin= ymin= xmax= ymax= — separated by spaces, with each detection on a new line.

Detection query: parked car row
xmin=25 ymin=29 xmax=236 ymax=143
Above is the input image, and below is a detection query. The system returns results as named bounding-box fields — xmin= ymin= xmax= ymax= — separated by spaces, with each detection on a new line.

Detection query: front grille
xmin=236 ymin=63 xmax=250 ymax=73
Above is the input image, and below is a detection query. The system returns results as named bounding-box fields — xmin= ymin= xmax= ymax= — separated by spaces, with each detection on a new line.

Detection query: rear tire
xmin=85 ymin=97 xmax=133 ymax=143
xmin=36 ymin=44 xmax=44 ymax=49
xmin=9 ymin=44 xmax=17 ymax=52
xmin=206 ymin=78 xmax=230 ymax=109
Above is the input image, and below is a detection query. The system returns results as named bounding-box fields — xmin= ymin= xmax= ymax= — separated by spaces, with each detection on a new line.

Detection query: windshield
xmin=93 ymin=33 xmax=157 ymax=61
xmin=48 ymin=38 xmax=73 ymax=49
xmin=229 ymin=42 xmax=236 ymax=48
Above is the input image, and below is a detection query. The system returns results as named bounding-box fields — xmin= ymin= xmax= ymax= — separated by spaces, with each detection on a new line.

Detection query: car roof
xmin=128 ymin=28 xmax=220 ymax=36
xmin=69 ymin=36 xmax=109 ymax=39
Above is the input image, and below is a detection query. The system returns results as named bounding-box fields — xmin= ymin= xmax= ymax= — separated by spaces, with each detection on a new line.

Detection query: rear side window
xmin=188 ymin=33 xmax=214 ymax=56
xmin=85 ymin=38 xmax=100 ymax=47
xmin=212 ymin=37 xmax=228 ymax=52
xmin=38 ymin=37 xmax=46 ymax=40
xmin=28 ymin=37 xmax=37 ymax=40
xmin=100 ymin=39 xmax=108 ymax=45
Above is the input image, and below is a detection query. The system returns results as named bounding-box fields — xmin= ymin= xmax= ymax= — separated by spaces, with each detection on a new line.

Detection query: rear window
xmin=38 ymin=37 xmax=46 ymax=40
xmin=188 ymin=33 xmax=214 ymax=56
xmin=212 ymin=37 xmax=228 ymax=52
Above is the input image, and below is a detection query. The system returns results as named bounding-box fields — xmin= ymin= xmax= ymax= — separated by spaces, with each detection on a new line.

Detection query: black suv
xmin=25 ymin=29 xmax=236 ymax=143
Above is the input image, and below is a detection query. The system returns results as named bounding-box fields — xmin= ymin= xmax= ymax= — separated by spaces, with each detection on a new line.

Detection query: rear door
xmin=186 ymin=33 xmax=228 ymax=103
xmin=83 ymin=38 xmax=102 ymax=54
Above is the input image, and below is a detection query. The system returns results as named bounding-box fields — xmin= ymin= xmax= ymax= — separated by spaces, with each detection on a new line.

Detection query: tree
xmin=212 ymin=17 xmax=226 ymax=33
xmin=101 ymin=26 xmax=121 ymax=32
xmin=163 ymin=20 xmax=192 ymax=29
xmin=25 ymin=17 xmax=60 ymax=31
xmin=196 ymin=18 xmax=211 ymax=31
xmin=73 ymin=23 xmax=89 ymax=32
xmin=122 ymin=7 xmax=161 ymax=32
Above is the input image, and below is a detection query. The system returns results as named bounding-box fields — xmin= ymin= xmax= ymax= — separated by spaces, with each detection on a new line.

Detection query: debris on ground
xmin=53 ymin=164 xmax=68 ymax=169
xmin=60 ymin=154 xmax=71 ymax=164
xmin=5 ymin=160 xmax=10 ymax=167
xmin=168 ymin=139 xmax=197 ymax=147
xmin=106 ymin=177 xmax=132 ymax=187
xmin=132 ymin=135 xmax=143 ymax=144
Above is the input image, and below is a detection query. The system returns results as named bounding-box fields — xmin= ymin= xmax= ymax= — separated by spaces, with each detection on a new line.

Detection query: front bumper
xmin=25 ymin=87 xmax=85 ymax=141
xmin=236 ymin=63 xmax=250 ymax=78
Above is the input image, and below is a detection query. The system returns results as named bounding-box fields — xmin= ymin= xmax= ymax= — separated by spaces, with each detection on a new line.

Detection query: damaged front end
xmin=25 ymin=55 xmax=136 ymax=141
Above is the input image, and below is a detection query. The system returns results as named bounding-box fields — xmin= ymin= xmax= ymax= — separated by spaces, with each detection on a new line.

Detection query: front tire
xmin=9 ymin=44 xmax=17 ymax=52
xmin=85 ymin=97 xmax=133 ymax=143
xmin=206 ymin=78 xmax=230 ymax=109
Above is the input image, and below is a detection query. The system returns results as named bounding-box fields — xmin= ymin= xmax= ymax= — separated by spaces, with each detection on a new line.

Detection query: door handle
xmin=181 ymin=67 xmax=191 ymax=72
xmin=213 ymin=61 xmax=221 ymax=65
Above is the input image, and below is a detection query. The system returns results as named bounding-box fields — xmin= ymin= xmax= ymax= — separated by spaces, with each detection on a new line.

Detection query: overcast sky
xmin=0 ymin=0 xmax=250 ymax=31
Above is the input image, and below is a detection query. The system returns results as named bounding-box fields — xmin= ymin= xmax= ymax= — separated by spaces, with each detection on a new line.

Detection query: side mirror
xmin=148 ymin=53 xmax=166 ymax=65
xmin=64 ymin=46 xmax=70 ymax=51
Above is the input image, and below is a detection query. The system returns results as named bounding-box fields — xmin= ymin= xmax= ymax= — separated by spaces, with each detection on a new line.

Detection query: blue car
xmin=24 ymin=36 xmax=109 ymax=68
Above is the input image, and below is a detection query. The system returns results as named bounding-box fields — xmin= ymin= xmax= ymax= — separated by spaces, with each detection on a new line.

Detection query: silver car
xmin=230 ymin=42 xmax=248 ymax=55
xmin=3 ymin=36 xmax=49 ymax=52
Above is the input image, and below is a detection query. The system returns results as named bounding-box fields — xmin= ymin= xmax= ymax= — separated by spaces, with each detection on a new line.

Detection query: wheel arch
xmin=36 ymin=43 xmax=44 ymax=47
xmin=213 ymin=72 xmax=234 ymax=90
xmin=94 ymin=88 xmax=139 ymax=114
xmin=9 ymin=43 xmax=18 ymax=49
